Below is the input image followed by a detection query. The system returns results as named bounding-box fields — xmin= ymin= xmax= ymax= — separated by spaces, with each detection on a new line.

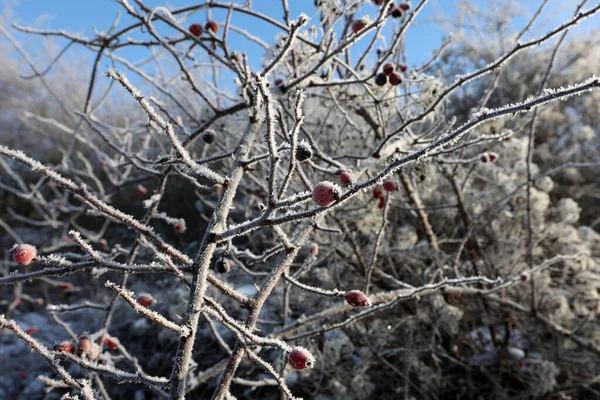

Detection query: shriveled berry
xmin=215 ymin=258 xmax=234 ymax=274
xmin=296 ymin=142 xmax=313 ymax=161
xmin=274 ymin=79 xmax=284 ymax=87
xmin=25 ymin=327 xmax=38 ymax=335
xmin=310 ymin=243 xmax=319 ymax=256
xmin=205 ymin=20 xmax=219 ymax=34
xmin=11 ymin=244 xmax=37 ymax=266
xmin=99 ymin=239 xmax=108 ymax=247
xmin=288 ymin=347 xmax=315 ymax=370
xmin=203 ymin=131 xmax=215 ymax=144
xmin=383 ymin=63 xmax=395 ymax=75
xmin=213 ymin=184 xmax=224 ymax=194
xmin=351 ymin=19 xmax=366 ymax=34
xmin=389 ymin=72 xmax=402 ymax=86
xmin=189 ymin=23 xmax=203 ymax=37
xmin=375 ymin=72 xmax=388 ymax=86
xmin=345 ymin=290 xmax=372 ymax=307
xmin=398 ymin=63 xmax=408 ymax=72
xmin=312 ymin=181 xmax=342 ymax=207
xmin=339 ymin=171 xmax=352 ymax=186
xmin=383 ymin=180 xmax=399 ymax=191
xmin=137 ymin=293 xmax=155 ymax=307
xmin=378 ymin=196 xmax=386 ymax=209
xmin=399 ymin=3 xmax=410 ymax=11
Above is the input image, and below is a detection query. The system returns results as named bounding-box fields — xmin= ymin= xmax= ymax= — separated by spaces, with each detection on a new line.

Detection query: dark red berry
xmin=351 ymin=19 xmax=366 ymax=34
xmin=137 ymin=294 xmax=155 ymax=307
xmin=203 ymin=131 xmax=215 ymax=144
xmin=520 ymin=274 xmax=528 ymax=282
xmin=296 ymin=142 xmax=313 ymax=161
xmin=216 ymin=258 xmax=234 ymax=274
xmin=375 ymin=72 xmax=388 ymax=86
xmin=312 ymin=182 xmax=342 ymax=207
xmin=398 ymin=63 xmax=408 ymax=72
xmin=389 ymin=72 xmax=402 ymax=86
xmin=175 ymin=221 xmax=186 ymax=233
xmin=383 ymin=180 xmax=399 ymax=191
xmin=373 ymin=186 xmax=383 ymax=199
xmin=25 ymin=327 xmax=38 ymax=335
xmin=205 ymin=21 xmax=219 ymax=34
xmin=383 ymin=63 xmax=395 ymax=75
xmin=274 ymin=79 xmax=283 ymax=87
xmin=189 ymin=23 xmax=203 ymax=37
xmin=345 ymin=290 xmax=371 ymax=307
xmin=288 ymin=347 xmax=315 ymax=370
xmin=340 ymin=171 xmax=352 ymax=186
xmin=378 ymin=196 xmax=386 ymax=209
xmin=373 ymin=0 xmax=384 ymax=5
xmin=399 ymin=3 xmax=410 ymax=11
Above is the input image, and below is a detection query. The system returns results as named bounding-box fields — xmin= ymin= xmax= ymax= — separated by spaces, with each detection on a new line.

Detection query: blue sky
xmin=3 ymin=0 xmax=594 ymax=92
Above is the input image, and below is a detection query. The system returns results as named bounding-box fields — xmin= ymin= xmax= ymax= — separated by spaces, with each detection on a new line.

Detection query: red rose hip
xmin=351 ymin=19 xmax=366 ymax=34
xmin=11 ymin=244 xmax=37 ymax=266
xmin=389 ymin=72 xmax=402 ymax=86
xmin=340 ymin=171 xmax=352 ymax=186
xmin=288 ymin=347 xmax=315 ymax=370
xmin=345 ymin=290 xmax=372 ymax=307
xmin=189 ymin=23 xmax=203 ymax=37
xmin=312 ymin=182 xmax=342 ymax=207
xmin=383 ymin=180 xmax=399 ymax=191
xmin=383 ymin=63 xmax=395 ymax=75
xmin=137 ymin=293 xmax=155 ymax=307
xmin=373 ymin=186 xmax=383 ymax=199
xmin=205 ymin=20 xmax=219 ymax=34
